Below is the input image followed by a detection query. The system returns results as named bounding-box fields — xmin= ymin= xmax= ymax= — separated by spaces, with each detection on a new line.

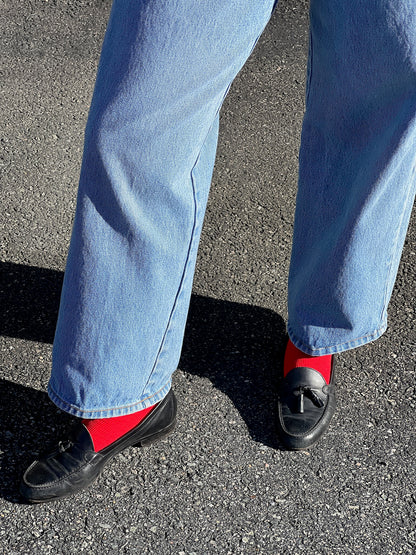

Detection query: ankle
xmin=284 ymin=339 xmax=333 ymax=384
xmin=82 ymin=403 xmax=157 ymax=452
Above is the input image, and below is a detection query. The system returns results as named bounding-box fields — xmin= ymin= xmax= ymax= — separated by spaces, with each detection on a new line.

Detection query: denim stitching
xmin=146 ymin=21 xmax=275 ymax=391
xmin=141 ymin=146 xmax=203 ymax=395
xmin=287 ymin=320 xmax=388 ymax=356
xmin=48 ymin=380 xmax=171 ymax=418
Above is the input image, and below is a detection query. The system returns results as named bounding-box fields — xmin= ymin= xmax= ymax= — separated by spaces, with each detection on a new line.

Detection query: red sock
xmin=82 ymin=403 xmax=157 ymax=452
xmin=284 ymin=339 xmax=332 ymax=384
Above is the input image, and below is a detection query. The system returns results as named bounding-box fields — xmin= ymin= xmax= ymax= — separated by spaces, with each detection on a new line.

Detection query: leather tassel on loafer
xmin=20 ymin=390 xmax=177 ymax=503
xmin=276 ymin=360 xmax=336 ymax=450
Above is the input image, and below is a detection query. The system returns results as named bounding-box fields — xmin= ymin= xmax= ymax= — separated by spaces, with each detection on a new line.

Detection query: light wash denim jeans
xmin=48 ymin=0 xmax=416 ymax=418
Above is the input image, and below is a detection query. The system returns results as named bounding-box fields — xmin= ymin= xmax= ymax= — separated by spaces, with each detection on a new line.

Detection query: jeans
xmin=48 ymin=0 xmax=416 ymax=418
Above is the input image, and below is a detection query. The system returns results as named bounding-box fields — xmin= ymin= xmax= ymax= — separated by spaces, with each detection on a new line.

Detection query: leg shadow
xmin=0 ymin=261 xmax=75 ymax=500
xmin=0 ymin=379 xmax=75 ymax=503
xmin=0 ymin=261 xmax=286 ymax=500
xmin=180 ymin=295 xmax=287 ymax=448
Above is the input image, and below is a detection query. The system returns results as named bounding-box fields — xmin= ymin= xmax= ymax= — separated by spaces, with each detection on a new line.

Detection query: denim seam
xmin=146 ymin=23 xmax=275 ymax=389
xmin=47 ymin=379 xmax=171 ymax=417
xmin=146 ymin=111 xmax=217 ymax=385
xmin=141 ymin=151 xmax=201 ymax=394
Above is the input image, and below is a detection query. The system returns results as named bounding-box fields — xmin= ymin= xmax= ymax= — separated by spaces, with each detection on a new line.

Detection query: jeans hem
xmin=287 ymin=321 xmax=388 ymax=356
xmin=47 ymin=380 xmax=172 ymax=419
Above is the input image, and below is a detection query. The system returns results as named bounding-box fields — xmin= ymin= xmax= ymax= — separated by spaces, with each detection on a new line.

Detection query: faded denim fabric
xmin=49 ymin=0 xmax=416 ymax=417
xmin=49 ymin=0 xmax=277 ymax=417
xmin=288 ymin=0 xmax=416 ymax=354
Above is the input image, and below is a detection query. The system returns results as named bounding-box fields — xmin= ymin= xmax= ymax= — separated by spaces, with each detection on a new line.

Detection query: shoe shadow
xmin=0 ymin=379 xmax=75 ymax=503
xmin=0 ymin=261 xmax=286 ymax=500
xmin=180 ymin=295 xmax=286 ymax=449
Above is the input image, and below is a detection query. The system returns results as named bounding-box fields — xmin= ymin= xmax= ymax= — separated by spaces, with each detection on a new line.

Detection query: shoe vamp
xmin=281 ymin=402 xmax=325 ymax=434
xmin=25 ymin=449 xmax=89 ymax=486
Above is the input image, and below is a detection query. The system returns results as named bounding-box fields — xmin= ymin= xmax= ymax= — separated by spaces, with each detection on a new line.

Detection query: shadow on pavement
xmin=181 ymin=296 xmax=286 ymax=449
xmin=0 ymin=261 xmax=63 ymax=344
xmin=0 ymin=379 xmax=75 ymax=503
xmin=0 ymin=261 xmax=287 ymax=500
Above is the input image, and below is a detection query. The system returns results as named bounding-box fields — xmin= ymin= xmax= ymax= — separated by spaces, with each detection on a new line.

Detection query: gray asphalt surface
xmin=1 ymin=1 xmax=416 ymax=553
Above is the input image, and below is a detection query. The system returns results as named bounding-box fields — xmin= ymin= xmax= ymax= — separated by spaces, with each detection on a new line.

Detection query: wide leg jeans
xmin=48 ymin=0 xmax=416 ymax=417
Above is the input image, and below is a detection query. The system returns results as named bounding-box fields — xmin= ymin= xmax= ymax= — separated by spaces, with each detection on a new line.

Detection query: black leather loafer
xmin=20 ymin=390 xmax=177 ymax=503
xmin=276 ymin=360 xmax=335 ymax=450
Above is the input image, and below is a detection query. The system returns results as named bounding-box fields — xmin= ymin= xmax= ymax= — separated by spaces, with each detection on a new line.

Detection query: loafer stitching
xmin=277 ymin=362 xmax=336 ymax=441
xmin=23 ymin=456 xmax=97 ymax=490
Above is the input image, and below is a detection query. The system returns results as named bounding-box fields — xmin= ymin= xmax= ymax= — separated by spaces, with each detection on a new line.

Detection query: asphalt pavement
xmin=1 ymin=1 xmax=416 ymax=553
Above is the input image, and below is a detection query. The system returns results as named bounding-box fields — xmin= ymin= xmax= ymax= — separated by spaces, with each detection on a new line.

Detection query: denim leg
xmin=288 ymin=0 xmax=416 ymax=355
xmin=48 ymin=0 xmax=276 ymax=417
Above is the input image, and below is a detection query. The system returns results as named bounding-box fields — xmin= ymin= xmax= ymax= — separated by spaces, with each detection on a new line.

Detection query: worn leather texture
xmin=276 ymin=362 xmax=336 ymax=450
xmin=20 ymin=390 xmax=177 ymax=503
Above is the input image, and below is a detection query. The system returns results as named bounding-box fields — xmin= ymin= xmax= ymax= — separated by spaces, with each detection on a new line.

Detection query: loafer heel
xmin=136 ymin=417 xmax=177 ymax=446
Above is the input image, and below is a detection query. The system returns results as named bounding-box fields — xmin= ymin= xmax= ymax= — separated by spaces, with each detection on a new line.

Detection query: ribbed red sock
xmin=284 ymin=339 xmax=332 ymax=384
xmin=82 ymin=403 xmax=157 ymax=452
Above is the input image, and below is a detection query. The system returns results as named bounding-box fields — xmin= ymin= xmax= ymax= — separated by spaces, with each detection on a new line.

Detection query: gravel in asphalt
xmin=1 ymin=1 xmax=415 ymax=553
